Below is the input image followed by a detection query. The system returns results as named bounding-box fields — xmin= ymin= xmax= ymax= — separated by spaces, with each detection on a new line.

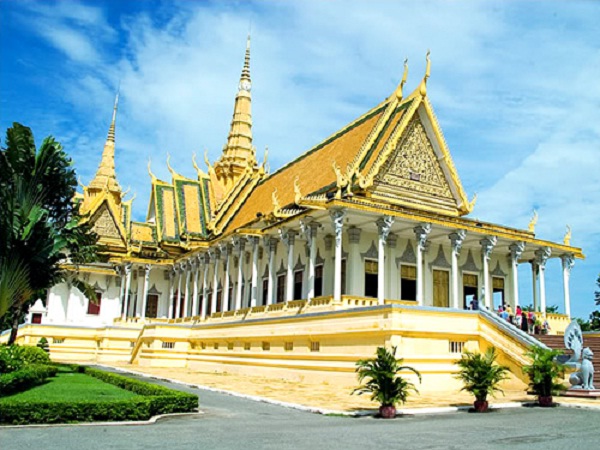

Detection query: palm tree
xmin=454 ymin=347 xmax=511 ymax=412
xmin=354 ymin=346 xmax=421 ymax=418
xmin=0 ymin=123 xmax=98 ymax=343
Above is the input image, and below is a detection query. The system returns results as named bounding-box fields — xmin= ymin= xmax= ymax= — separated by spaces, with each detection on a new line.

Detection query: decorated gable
xmin=90 ymin=201 xmax=126 ymax=247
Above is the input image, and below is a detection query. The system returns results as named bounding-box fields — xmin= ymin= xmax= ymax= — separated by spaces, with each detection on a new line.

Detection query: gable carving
xmin=374 ymin=115 xmax=453 ymax=199
xmin=91 ymin=203 xmax=121 ymax=240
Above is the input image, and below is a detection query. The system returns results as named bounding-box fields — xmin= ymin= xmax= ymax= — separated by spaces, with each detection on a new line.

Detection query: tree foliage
xmin=353 ymin=346 xmax=421 ymax=407
xmin=0 ymin=123 xmax=98 ymax=335
xmin=523 ymin=346 xmax=566 ymax=399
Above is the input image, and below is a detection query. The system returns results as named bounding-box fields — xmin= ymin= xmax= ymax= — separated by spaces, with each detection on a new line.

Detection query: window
xmin=53 ymin=338 xmax=65 ymax=344
xmin=262 ymin=341 xmax=270 ymax=351
xmin=87 ymin=292 xmax=102 ymax=315
xmin=400 ymin=265 xmax=417 ymax=301
xmin=341 ymin=259 xmax=347 ymax=295
xmin=294 ymin=270 xmax=303 ymax=300
xmin=449 ymin=341 xmax=465 ymax=353
xmin=277 ymin=274 xmax=286 ymax=303
xmin=146 ymin=294 xmax=159 ymax=318
xmin=216 ymin=290 xmax=222 ymax=312
xmin=315 ymin=265 xmax=323 ymax=297
xmin=162 ymin=342 xmax=175 ymax=349
xmin=284 ymin=341 xmax=294 ymax=351
xmin=493 ymin=277 xmax=505 ymax=309
xmin=262 ymin=278 xmax=269 ymax=305
xmin=364 ymin=260 xmax=378 ymax=298
xmin=310 ymin=341 xmax=320 ymax=352
xmin=31 ymin=313 xmax=42 ymax=324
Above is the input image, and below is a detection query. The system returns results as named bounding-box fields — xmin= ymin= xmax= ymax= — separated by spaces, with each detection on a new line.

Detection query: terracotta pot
xmin=473 ymin=400 xmax=489 ymax=412
xmin=379 ymin=405 xmax=396 ymax=419
xmin=538 ymin=396 xmax=553 ymax=407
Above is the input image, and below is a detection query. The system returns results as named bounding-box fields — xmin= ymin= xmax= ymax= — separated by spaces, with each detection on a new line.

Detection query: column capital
xmin=189 ymin=258 xmax=198 ymax=270
xmin=143 ymin=264 xmax=152 ymax=277
xmin=480 ymin=236 xmax=498 ymax=260
xmin=209 ymin=247 xmax=221 ymax=262
xmin=449 ymin=229 xmax=467 ymax=254
xmin=279 ymin=227 xmax=296 ymax=248
xmin=347 ymin=225 xmax=362 ymax=244
xmin=509 ymin=241 xmax=526 ymax=261
xmin=168 ymin=269 xmax=176 ymax=282
xmin=561 ymin=253 xmax=575 ymax=272
xmin=376 ymin=215 xmax=395 ymax=243
xmin=413 ymin=223 xmax=431 ymax=251
xmin=330 ymin=208 xmax=346 ymax=246
xmin=124 ymin=262 xmax=133 ymax=274
xmin=534 ymin=246 xmax=551 ymax=268
xmin=233 ymin=236 xmax=247 ymax=254
xmin=219 ymin=242 xmax=232 ymax=256
xmin=300 ymin=219 xmax=319 ymax=245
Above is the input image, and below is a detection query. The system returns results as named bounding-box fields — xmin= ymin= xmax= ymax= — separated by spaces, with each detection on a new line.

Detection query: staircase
xmin=538 ymin=333 xmax=600 ymax=369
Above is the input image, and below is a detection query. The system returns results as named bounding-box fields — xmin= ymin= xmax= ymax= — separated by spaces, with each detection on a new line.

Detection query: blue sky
xmin=1 ymin=0 xmax=599 ymax=319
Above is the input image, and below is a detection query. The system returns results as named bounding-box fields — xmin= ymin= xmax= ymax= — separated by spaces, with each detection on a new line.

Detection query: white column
xmin=200 ymin=254 xmax=209 ymax=319
xmin=167 ymin=268 xmax=175 ymax=319
xmin=266 ymin=237 xmax=277 ymax=305
xmin=279 ymin=229 xmax=296 ymax=302
xmin=376 ymin=216 xmax=394 ymax=305
xmin=414 ymin=224 xmax=431 ymax=306
xmin=386 ymin=233 xmax=398 ymax=298
xmin=175 ymin=263 xmax=184 ymax=318
xmin=221 ymin=244 xmax=232 ymax=312
xmin=561 ymin=254 xmax=574 ymax=318
xmin=182 ymin=261 xmax=192 ymax=317
xmin=509 ymin=242 xmax=525 ymax=308
xmin=234 ymin=237 xmax=246 ymax=310
xmin=191 ymin=257 xmax=200 ymax=317
xmin=330 ymin=209 xmax=346 ymax=301
xmin=535 ymin=247 xmax=551 ymax=315
xmin=531 ymin=261 xmax=539 ymax=311
xmin=140 ymin=264 xmax=151 ymax=319
xmin=480 ymin=236 xmax=497 ymax=309
xmin=250 ymin=237 xmax=259 ymax=307
xmin=210 ymin=249 xmax=220 ymax=314
xmin=122 ymin=263 xmax=132 ymax=319
xmin=116 ymin=265 xmax=125 ymax=316
xmin=449 ymin=230 xmax=467 ymax=309
xmin=347 ymin=226 xmax=362 ymax=296
xmin=301 ymin=220 xmax=319 ymax=300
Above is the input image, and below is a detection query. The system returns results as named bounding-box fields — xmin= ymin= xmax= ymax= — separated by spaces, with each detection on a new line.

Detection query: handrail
xmin=478 ymin=307 xmax=549 ymax=350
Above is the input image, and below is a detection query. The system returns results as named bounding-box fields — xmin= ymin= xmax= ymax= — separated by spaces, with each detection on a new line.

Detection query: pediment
xmin=90 ymin=201 xmax=126 ymax=246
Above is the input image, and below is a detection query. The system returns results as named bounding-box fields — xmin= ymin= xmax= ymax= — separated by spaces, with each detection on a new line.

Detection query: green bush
xmin=0 ymin=366 xmax=198 ymax=424
xmin=37 ymin=338 xmax=50 ymax=354
xmin=0 ymin=345 xmax=51 ymax=373
xmin=0 ymin=364 xmax=58 ymax=397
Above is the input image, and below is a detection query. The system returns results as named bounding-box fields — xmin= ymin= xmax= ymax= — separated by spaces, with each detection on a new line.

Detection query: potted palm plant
xmin=454 ymin=347 xmax=510 ymax=412
xmin=353 ymin=346 xmax=421 ymax=418
xmin=523 ymin=346 xmax=566 ymax=407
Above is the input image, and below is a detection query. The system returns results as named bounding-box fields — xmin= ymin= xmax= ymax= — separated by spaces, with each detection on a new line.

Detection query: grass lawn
xmin=5 ymin=366 xmax=140 ymax=402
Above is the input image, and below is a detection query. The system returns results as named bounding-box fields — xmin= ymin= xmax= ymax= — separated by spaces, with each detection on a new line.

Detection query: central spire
xmin=83 ymin=92 xmax=122 ymax=210
xmin=214 ymin=35 xmax=257 ymax=191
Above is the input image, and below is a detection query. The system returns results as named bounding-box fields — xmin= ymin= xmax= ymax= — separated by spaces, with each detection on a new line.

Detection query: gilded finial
xmin=528 ymin=210 xmax=538 ymax=233
xmin=468 ymin=193 xmax=477 ymax=211
xmin=192 ymin=152 xmax=208 ymax=178
xmin=147 ymin=158 xmax=157 ymax=182
xmin=419 ymin=50 xmax=431 ymax=97
xmin=239 ymin=34 xmax=251 ymax=92
xmin=294 ymin=176 xmax=302 ymax=204
xmin=563 ymin=225 xmax=572 ymax=246
xmin=395 ymin=58 xmax=409 ymax=99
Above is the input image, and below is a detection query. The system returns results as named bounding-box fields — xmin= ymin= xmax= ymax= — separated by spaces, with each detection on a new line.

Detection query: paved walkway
xmin=1 ymin=371 xmax=600 ymax=450
xmin=101 ymin=363 xmax=600 ymax=411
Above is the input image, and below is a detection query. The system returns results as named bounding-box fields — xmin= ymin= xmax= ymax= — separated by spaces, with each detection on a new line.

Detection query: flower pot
xmin=473 ymin=400 xmax=489 ymax=412
xmin=538 ymin=396 xmax=553 ymax=407
xmin=379 ymin=405 xmax=396 ymax=418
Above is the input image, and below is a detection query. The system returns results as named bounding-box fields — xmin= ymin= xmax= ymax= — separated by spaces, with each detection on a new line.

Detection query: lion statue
xmin=569 ymin=347 xmax=595 ymax=390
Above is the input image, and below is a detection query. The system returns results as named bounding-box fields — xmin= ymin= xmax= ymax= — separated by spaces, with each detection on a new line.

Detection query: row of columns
xmin=114 ymin=209 xmax=576 ymax=320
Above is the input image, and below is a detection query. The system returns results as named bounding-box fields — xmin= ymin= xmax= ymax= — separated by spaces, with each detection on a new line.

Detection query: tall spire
xmin=214 ymin=35 xmax=257 ymax=191
xmin=87 ymin=92 xmax=122 ymax=197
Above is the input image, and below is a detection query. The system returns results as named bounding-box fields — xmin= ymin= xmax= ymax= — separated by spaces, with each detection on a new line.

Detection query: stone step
xmin=538 ymin=335 xmax=600 ymax=369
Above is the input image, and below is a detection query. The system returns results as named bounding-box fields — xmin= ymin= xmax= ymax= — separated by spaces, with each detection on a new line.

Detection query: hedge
xmin=0 ymin=364 xmax=58 ymax=397
xmin=0 ymin=366 xmax=198 ymax=424
xmin=0 ymin=345 xmax=51 ymax=373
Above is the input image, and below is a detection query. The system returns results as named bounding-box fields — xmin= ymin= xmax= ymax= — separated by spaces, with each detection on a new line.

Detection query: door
xmin=364 ymin=260 xmax=378 ymax=298
xmin=463 ymin=273 xmax=479 ymax=309
xmin=433 ymin=269 xmax=449 ymax=307
xmin=145 ymin=294 xmax=159 ymax=318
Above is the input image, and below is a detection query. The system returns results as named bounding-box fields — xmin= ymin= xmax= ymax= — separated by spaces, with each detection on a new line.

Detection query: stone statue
xmin=563 ymin=320 xmax=596 ymax=390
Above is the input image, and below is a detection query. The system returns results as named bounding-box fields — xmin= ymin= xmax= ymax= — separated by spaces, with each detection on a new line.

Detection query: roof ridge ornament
xmin=419 ymin=50 xmax=431 ymax=97
xmin=563 ymin=225 xmax=572 ymax=246
xmin=395 ymin=58 xmax=409 ymax=100
xmin=147 ymin=158 xmax=157 ymax=183
xmin=192 ymin=152 xmax=208 ymax=178
xmin=528 ymin=209 xmax=538 ymax=233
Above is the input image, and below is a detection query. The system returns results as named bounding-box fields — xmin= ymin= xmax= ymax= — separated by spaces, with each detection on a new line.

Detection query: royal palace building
xmin=10 ymin=39 xmax=584 ymax=391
